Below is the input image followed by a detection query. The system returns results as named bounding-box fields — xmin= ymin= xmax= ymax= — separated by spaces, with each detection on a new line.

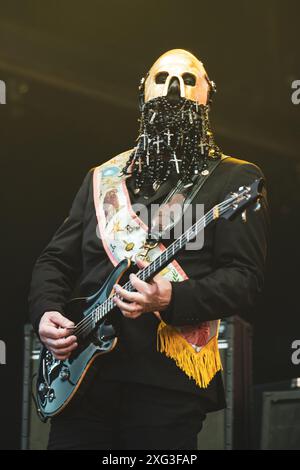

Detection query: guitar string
xmin=72 ymin=195 xmax=240 ymax=339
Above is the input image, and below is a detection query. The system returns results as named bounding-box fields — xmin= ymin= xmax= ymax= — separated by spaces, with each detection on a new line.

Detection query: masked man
xmin=29 ymin=49 xmax=269 ymax=450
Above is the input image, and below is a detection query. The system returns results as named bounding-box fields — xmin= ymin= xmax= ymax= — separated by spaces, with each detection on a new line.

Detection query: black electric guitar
xmin=35 ymin=179 xmax=264 ymax=421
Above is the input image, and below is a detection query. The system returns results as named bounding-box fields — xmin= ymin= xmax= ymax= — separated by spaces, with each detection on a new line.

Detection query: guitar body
xmin=36 ymin=259 xmax=130 ymax=421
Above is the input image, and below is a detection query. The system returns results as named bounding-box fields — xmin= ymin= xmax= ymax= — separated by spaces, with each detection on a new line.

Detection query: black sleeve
xmin=28 ymin=169 xmax=93 ymax=333
xmin=160 ymin=163 xmax=269 ymax=327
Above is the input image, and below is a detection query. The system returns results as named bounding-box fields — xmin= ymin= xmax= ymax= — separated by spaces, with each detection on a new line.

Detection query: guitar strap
xmin=93 ymin=150 xmax=226 ymax=389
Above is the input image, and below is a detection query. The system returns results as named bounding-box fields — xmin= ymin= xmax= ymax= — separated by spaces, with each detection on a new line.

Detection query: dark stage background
xmin=0 ymin=0 xmax=299 ymax=449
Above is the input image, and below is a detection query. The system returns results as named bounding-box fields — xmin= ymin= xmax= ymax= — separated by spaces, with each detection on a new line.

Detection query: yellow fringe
xmin=157 ymin=321 xmax=223 ymax=389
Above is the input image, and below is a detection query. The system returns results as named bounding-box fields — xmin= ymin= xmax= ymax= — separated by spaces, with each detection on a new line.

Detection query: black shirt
xmin=28 ymin=155 xmax=269 ymax=413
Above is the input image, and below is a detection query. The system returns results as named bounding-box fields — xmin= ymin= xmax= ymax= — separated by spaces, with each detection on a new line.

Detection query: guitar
xmin=35 ymin=179 xmax=264 ymax=421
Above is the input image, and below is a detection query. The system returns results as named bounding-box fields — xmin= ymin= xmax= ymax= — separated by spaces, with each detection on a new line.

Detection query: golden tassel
xmin=157 ymin=321 xmax=223 ymax=389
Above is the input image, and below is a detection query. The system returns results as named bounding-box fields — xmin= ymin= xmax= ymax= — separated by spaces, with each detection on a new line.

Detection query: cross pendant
xmin=140 ymin=133 xmax=148 ymax=151
xmin=153 ymin=136 xmax=163 ymax=154
xmin=164 ymin=129 xmax=174 ymax=146
xmin=170 ymin=153 xmax=182 ymax=174
xmin=199 ymin=142 xmax=206 ymax=155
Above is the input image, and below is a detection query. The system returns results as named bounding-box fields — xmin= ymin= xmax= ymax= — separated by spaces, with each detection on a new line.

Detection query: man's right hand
xmin=39 ymin=311 xmax=78 ymax=361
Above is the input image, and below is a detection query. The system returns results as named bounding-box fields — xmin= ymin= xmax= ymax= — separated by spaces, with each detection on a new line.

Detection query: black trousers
xmin=48 ymin=380 xmax=206 ymax=450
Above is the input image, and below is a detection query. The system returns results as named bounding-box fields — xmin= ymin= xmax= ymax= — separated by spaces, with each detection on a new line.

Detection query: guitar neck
xmin=135 ymin=204 xmax=223 ymax=284
xmin=109 ymin=201 xmax=225 ymax=299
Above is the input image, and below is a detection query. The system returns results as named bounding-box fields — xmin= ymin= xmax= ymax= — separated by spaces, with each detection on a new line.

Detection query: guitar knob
xmin=59 ymin=367 xmax=70 ymax=382
xmin=38 ymin=382 xmax=47 ymax=395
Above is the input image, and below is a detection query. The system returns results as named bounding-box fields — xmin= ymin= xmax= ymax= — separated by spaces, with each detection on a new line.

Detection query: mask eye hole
xmin=155 ymin=72 xmax=169 ymax=85
xmin=182 ymin=73 xmax=196 ymax=86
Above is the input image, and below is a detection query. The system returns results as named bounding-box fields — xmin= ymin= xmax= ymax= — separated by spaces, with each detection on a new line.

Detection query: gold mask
xmin=144 ymin=49 xmax=210 ymax=105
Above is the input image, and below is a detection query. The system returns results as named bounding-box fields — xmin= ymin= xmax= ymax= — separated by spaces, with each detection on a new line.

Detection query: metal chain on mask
xmin=123 ymin=96 xmax=222 ymax=192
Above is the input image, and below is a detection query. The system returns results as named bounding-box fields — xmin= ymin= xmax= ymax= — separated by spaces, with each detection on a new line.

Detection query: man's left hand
xmin=113 ymin=262 xmax=172 ymax=320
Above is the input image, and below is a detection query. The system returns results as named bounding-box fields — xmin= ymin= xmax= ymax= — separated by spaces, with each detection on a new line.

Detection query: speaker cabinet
xmin=21 ymin=324 xmax=50 ymax=450
xmin=198 ymin=316 xmax=253 ymax=450
xmin=261 ymin=390 xmax=300 ymax=450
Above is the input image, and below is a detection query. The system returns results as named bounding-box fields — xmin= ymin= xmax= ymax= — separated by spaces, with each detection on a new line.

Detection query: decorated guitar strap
xmin=93 ymin=150 xmax=226 ymax=388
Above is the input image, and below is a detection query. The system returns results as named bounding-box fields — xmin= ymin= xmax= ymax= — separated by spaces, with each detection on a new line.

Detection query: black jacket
xmin=28 ymin=155 xmax=269 ymax=413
